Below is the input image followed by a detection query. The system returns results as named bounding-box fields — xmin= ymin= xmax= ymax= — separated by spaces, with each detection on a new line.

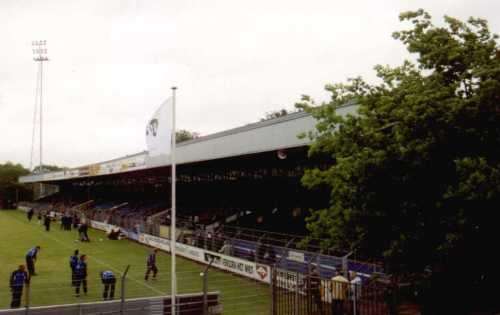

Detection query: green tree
xmin=0 ymin=162 xmax=31 ymax=207
xmin=176 ymin=129 xmax=200 ymax=143
xmin=32 ymin=164 xmax=67 ymax=173
xmin=260 ymin=109 xmax=289 ymax=121
xmin=298 ymin=9 xmax=500 ymax=289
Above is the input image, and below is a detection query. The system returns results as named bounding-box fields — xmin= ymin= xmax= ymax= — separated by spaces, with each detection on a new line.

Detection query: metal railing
xmin=1 ymin=265 xmax=223 ymax=315
xmin=271 ymin=268 xmax=390 ymax=315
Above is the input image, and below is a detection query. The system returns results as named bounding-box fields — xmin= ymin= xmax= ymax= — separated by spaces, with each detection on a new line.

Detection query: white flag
xmin=146 ymin=97 xmax=173 ymax=157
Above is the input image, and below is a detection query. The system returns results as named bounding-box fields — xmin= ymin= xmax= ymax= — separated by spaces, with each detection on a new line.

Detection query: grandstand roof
xmin=19 ymin=104 xmax=358 ymax=184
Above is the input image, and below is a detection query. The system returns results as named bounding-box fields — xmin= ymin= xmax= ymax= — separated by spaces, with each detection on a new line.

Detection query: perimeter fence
xmin=0 ymin=263 xmax=269 ymax=315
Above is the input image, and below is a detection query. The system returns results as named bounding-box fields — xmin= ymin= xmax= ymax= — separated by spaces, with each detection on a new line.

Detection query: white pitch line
xmin=11 ymin=214 xmax=165 ymax=296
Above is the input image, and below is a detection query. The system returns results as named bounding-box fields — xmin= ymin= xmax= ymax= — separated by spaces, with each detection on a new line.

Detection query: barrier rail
xmin=272 ymin=268 xmax=390 ymax=315
xmin=0 ymin=292 xmax=222 ymax=315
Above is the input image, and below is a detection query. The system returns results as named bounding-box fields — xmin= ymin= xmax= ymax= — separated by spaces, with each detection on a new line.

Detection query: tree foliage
xmin=0 ymin=162 xmax=31 ymax=206
xmin=260 ymin=108 xmax=305 ymax=122
xmin=176 ymin=129 xmax=200 ymax=143
xmin=32 ymin=164 xmax=67 ymax=174
xmin=297 ymin=9 xmax=500 ymax=283
xmin=261 ymin=109 xmax=289 ymax=121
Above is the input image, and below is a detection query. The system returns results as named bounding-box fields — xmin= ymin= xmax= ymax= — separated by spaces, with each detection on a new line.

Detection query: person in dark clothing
xmin=60 ymin=215 xmax=64 ymax=230
xmin=25 ymin=246 xmax=40 ymax=276
xmin=69 ymin=250 xmax=79 ymax=286
xmin=73 ymin=214 xmax=79 ymax=229
xmin=74 ymin=255 xmax=88 ymax=297
xmin=79 ymin=222 xmax=90 ymax=242
xmin=37 ymin=212 xmax=42 ymax=225
xmin=248 ymin=250 xmax=256 ymax=262
xmin=9 ymin=265 xmax=29 ymax=308
xmin=107 ymin=228 xmax=121 ymax=240
xmin=307 ymin=266 xmax=323 ymax=314
xmin=83 ymin=222 xmax=90 ymax=241
xmin=43 ymin=214 xmax=51 ymax=231
xmin=100 ymin=270 xmax=116 ymax=300
xmin=67 ymin=215 xmax=73 ymax=231
xmin=27 ymin=209 xmax=34 ymax=221
xmin=145 ymin=249 xmax=159 ymax=280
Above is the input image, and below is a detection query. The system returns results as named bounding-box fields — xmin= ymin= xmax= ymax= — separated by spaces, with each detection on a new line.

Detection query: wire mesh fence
xmin=0 ymin=262 xmax=270 ymax=315
xmin=271 ymin=268 xmax=390 ymax=315
xmin=0 ymin=293 xmax=221 ymax=315
xmin=6 ymin=208 xmax=386 ymax=315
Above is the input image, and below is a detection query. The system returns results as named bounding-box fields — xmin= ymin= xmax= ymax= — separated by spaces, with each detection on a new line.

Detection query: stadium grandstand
xmin=14 ymin=104 xmax=388 ymax=314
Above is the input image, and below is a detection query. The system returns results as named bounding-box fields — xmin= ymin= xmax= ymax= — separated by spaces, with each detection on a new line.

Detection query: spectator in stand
xmin=261 ymin=244 xmax=276 ymax=265
xmin=25 ymin=246 xmax=41 ymax=276
xmin=100 ymin=270 xmax=116 ymax=300
xmin=196 ymin=230 xmax=204 ymax=248
xmin=74 ymin=255 xmax=88 ymax=297
xmin=206 ymin=231 xmax=213 ymax=251
xmin=331 ymin=269 xmax=349 ymax=315
xmin=9 ymin=265 xmax=29 ymax=308
xmin=307 ymin=266 xmax=323 ymax=314
xmin=218 ymin=241 xmax=232 ymax=256
xmin=349 ymin=271 xmax=362 ymax=311
xmin=248 ymin=250 xmax=256 ymax=262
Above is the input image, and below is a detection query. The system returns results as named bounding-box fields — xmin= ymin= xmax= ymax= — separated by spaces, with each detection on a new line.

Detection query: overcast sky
xmin=1 ymin=0 xmax=499 ymax=169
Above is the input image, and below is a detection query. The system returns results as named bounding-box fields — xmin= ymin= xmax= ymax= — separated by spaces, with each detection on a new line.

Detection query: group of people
xmin=9 ymin=244 xmax=161 ymax=308
xmin=9 ymin=246 xmax=119 ymax=308
xmin=27 ymin=208 xmax=53 ymax=231
xmin=306 ymin=267 xmax=363 ymax=315
xmin=8 ymin=246 xmax=41 ymax=308
xmin=60 ymin=213 xmax=79 ymax=230
xmin=26 ymin=208 xmax=91 ymax=242
xmin=68 ymin=249 xmax=117 ymax=299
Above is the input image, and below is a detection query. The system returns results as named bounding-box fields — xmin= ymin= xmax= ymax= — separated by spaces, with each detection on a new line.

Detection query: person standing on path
xmin=9 ymin=265 xmax=29 ymax=308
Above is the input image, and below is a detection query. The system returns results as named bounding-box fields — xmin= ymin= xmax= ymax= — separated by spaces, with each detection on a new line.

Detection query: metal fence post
xmin=121 ymin=265 xmax=130 ymax=314
xmin=202 ymin=271 xmax=208 ymax=315
xmin=294 ymin=272 xmax=300 ymax=313
xmin=201 ymin=257 xmax=215 ymax=315
xmin=24 ymin=283 xmax=30 ymax=315
xmin=353 ymin=282 xmax=357 ymax=315
xmin=270 ymin=267 xmax=276 ymax=315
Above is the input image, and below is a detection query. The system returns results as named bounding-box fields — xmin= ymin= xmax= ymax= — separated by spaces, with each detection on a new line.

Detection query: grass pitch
xmin=0 ymin=210 xmax=270 ymax=314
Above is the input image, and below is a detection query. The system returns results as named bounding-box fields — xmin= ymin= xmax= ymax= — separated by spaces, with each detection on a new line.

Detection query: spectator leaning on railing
xmin=331 ymin=269 xmax=349 ymax=315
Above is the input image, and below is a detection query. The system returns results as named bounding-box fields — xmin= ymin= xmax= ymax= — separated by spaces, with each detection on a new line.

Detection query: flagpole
xmin=170 ymin=86 xmax=177 ymax=314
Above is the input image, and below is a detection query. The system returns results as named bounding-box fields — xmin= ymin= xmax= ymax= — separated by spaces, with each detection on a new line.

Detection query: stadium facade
xmin=18 ymin=103 xmax=383 ymax=275
xmin=19 ymin=105 xmax=358 ymax=233
xmin=20 ymin=105 xmax=356 ymax=185
xmin=19 ymin=103 xmax=361 ymax=253
xmin=14 ymin=103 xmax=393 ymax=313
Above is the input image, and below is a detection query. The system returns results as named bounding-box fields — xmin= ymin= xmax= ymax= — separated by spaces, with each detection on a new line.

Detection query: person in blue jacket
xmin=9 ymin=265 xmax=29 ymax=308
xmin=69 ymin=249 xmax=79 ymax=286
xmin=145 ymin=249 xmax=159 ymax=281
xmin=100 ymin=270 xmax=116 ymax=300
xmin=25 ymin=246 xmax=40 ymax=276
xmin=74 ymin=255 xmax=88 ymax=297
